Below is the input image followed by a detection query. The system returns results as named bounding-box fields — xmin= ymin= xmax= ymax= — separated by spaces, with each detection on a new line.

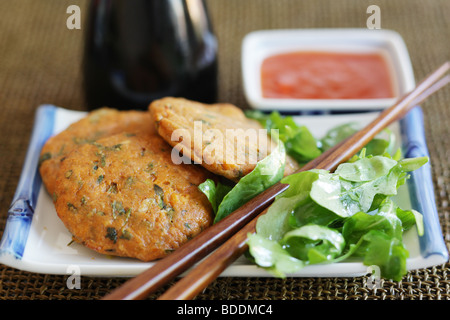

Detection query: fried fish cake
xmin=53 ymin=131 xmax=214 ymax=261
xmin=149 ymin=97 xmax=300 ymax=181
xmin=39 ymin=108 xmax=154 ymax=195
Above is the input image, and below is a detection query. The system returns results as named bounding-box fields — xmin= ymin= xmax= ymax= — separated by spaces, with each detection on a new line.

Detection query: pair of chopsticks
xmin=103 ymin=61 xmax=449 ymax=300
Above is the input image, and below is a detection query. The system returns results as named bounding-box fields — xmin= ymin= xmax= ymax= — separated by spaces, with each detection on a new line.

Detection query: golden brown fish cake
xmin=149 ymin=97 xmax=299 ymax=181
xmin=53 ymin=131 xmax=214 ymax=261
xmin=39 ymin=108 xmax=154 ymax=196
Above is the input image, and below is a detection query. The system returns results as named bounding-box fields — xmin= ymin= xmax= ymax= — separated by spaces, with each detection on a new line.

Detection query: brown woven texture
xmin=0 ymin=0 xmax=449 ymax=300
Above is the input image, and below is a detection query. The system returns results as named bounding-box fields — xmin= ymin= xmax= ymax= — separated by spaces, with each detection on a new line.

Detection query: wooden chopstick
xmin=103 ymin=61 xmax=449 ymax=300
xmin=157 ymin=208 xmax=267 ymax=300
xmin=413 ymin=74 xmax=450 ymax=106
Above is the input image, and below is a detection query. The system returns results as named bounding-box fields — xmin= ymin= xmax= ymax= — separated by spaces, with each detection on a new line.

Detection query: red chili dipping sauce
xmin=261 ymin=51 xmax=395 ymax=99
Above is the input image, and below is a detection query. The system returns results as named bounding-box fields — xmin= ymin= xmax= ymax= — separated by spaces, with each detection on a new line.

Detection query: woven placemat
xmin=0 ymin=0 xmax=448 ymax=300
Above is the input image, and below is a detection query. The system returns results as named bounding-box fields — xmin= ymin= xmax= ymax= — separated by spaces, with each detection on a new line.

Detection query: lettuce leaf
xmin=246 ymin=110 xmax=321 ymax=165
xmin=247 ymin=154 xmax=428 ymax=281
xmin=246 ymin=111 xmax=396 ymax=167
xmin=199 ymin=138 xmax=286 ymax=223
xmin=320 ymin=122 xmax=396 ymax=156
xmin=310 ymin=156 xmax=428 ymax=217
xmin=198 ymin=179 xmax=232 ymax=215
xmin=358 ymin=230 xmax=409 ymax=281
xmin=247 ymin=233 xmax=305 ymax=277
xmin=282 ymin=225 xmax=346 ymax=264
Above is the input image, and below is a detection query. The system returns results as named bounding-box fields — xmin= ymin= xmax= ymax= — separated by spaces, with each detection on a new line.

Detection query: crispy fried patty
xmin=149 ymin=97 xmax=299 ymax=181
xmin=39 ymin=108 xmax=154 ymax=196
xmin=52 ymin=131 xmax=214 ymax=261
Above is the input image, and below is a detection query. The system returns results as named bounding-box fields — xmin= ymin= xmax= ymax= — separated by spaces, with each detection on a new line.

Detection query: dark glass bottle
xmin=83 ymin=0 xmax=218 ymax=110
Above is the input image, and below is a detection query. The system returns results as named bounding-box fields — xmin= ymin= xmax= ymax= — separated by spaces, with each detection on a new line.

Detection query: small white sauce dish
xmin=241 ymin=28 xmax=415 ymax=112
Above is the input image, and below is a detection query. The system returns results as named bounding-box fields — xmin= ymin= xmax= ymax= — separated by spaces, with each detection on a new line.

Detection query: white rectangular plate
xmin=0 ymin=105 xmax=447 ymax=278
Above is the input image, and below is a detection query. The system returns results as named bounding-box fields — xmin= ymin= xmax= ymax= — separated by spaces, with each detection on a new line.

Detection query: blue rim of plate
xmin=0 ymin=104 xmax=56 ymax=258
xmin=0 ymin=104 xmax=448 ymax=268
xmin=400 ymin=106 xmax=448 ymax=261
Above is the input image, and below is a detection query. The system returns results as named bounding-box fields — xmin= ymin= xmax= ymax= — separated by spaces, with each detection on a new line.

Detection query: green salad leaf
xmin=309 ymin=156 xmax=426 ymax=217
xmin=199 ymin=137 xmax=286 ymax=223
xmin=247 ymin=234 xmax=305 ymax=277
xmin=246 ymin=111 xmax=321 ymax=165
xmin=247 ymin=154 xmax=427 ymax=281
xmin=246 ymin=111 xmax=396 ymax=163
xmin=320 ymin=122 xmax=396 ymax=157
xmin=198 ymin=179 xmax=232 ymax=215
xmin=282 ymin=225 xmax=346 ymax=264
